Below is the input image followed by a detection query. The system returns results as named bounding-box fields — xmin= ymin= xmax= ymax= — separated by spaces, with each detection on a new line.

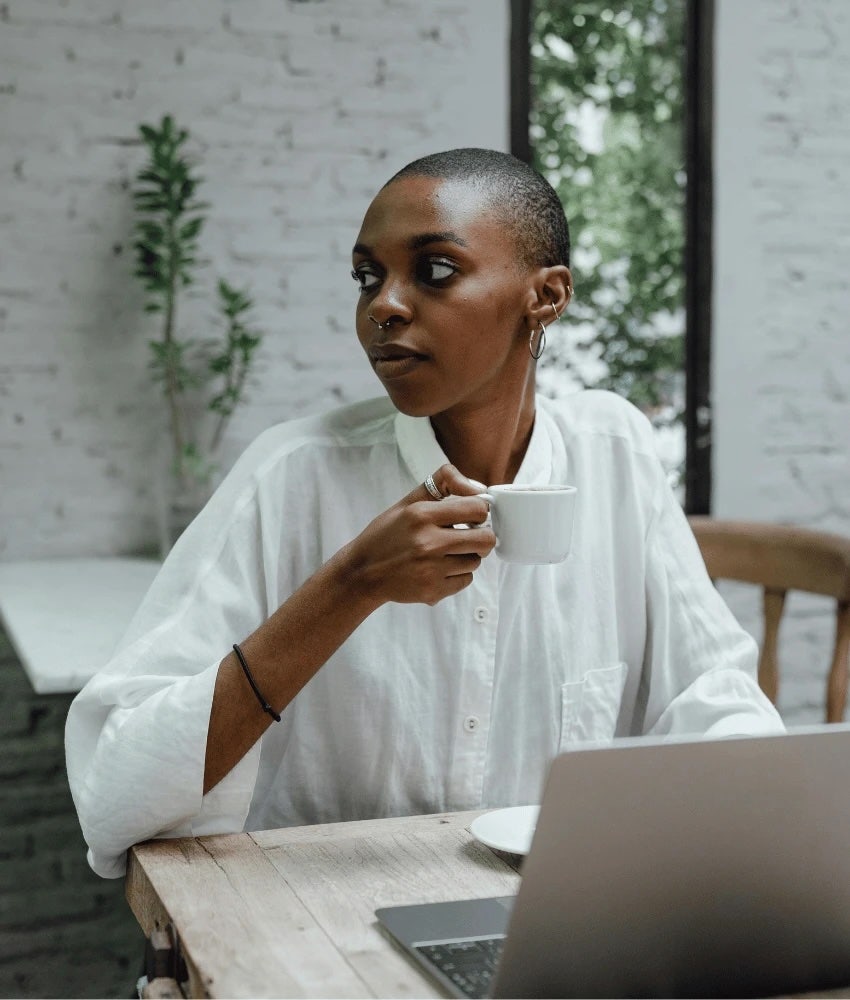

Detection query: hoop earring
xmin=529 ymin=321 xmax=546 ymax=360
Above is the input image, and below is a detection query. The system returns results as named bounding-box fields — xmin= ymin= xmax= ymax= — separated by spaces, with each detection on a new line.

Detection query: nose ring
xmin=368 ymin=314 xmax=389 ymax=331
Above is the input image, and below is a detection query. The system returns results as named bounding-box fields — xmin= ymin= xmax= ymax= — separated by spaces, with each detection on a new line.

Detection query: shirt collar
xmin=394 ymin=400 xmax=554 ymax=488
xmin=394 ymin=410 xmax=448 ymax=486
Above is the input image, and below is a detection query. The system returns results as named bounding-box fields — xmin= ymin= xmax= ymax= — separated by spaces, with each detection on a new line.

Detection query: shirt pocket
xmin=559 ymin=662 xmax=629 ymax=750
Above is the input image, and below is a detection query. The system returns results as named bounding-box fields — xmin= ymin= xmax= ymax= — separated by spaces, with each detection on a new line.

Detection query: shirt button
xmin=463 ymin=715 xmax=480 ymax=733
xmin=473 ymin=606 xmax=489 ymax=623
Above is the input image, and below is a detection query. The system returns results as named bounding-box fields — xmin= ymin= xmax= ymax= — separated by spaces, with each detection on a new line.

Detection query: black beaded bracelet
xmin=232 ymin=643 xmax=281 ymax=722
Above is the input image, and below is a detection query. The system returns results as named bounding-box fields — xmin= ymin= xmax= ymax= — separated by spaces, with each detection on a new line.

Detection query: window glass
xmin=530 ymin=0 xmax=687 ymax=493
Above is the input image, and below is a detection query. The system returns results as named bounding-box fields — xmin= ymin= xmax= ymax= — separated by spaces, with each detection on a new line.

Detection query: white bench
xmin=0 ymin=558 xmax=160 ymax=694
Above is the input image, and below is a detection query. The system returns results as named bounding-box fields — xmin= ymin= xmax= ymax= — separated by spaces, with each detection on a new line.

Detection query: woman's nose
xmin=368 ymin=276 xmax=413 ymax=326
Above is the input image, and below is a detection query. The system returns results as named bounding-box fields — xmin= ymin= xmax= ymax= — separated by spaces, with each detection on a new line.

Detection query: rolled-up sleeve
xmin=65 ymin=464 xmax=269 ymax=878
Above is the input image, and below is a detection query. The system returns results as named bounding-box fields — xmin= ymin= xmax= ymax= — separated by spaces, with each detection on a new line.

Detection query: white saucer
xmin=468 ymin=805 xmax=540 ymax=856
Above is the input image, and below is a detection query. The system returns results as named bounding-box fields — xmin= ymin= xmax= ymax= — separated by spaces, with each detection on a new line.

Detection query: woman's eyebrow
xmin=408 ymin=231 xmax=468 ymax=250
xmin=352 ymin=232 xmax=469 ymax=258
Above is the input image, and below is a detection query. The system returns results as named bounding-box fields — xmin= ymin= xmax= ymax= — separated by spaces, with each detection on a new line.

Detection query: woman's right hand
xmin=203 ymin=466 xmax=493 ymax=794
xmin=342 ymin=464 xmax=496 ymax=607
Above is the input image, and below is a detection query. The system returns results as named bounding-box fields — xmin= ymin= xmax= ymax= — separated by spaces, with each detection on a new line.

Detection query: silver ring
xmin=424 ymin=474 xmax=443 ymax=500
xmin=368 ymin=314 xmax=387 ymax=330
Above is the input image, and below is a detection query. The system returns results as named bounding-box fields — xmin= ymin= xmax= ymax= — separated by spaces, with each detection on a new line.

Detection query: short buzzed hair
xmin=385 ymin=148 xmax=571 ymax=270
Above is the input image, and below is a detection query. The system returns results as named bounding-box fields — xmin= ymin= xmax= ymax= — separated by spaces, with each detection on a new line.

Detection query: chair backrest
xmin=688 ymin=517 xmax=850 ymax=723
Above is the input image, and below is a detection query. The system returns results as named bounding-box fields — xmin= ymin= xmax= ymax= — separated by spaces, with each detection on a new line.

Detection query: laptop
xmin=376 ymin=725 xmax=850 ymax=998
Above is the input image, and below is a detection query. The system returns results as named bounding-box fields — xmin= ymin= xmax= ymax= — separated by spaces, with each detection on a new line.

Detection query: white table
xmin=0 ymin=557 xmax=160 ymax=693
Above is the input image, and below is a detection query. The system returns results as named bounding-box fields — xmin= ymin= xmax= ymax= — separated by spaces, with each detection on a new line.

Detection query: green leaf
xmin=530 ymin=0 xmax=685 ymax=415
xmin=130 ymin=114 xmax=264 ymax=442
xmin=238 ymin=332 xmax=261 ymax=352
xmin=179 ymin=217 xmax=204 ymax=241
xmin=136 ymin=167 xmax=168 ymax=185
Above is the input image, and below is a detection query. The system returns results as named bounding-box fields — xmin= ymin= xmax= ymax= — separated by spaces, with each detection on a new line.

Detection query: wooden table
xmin=126 ymin=809 xmax=850 ymax=1000
xmin=126 ymin=810 xmax=520 ymax=999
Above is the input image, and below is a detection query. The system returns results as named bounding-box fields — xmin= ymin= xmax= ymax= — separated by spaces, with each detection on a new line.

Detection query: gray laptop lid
xmin=492 ymin=725 xmax=850 ymax=998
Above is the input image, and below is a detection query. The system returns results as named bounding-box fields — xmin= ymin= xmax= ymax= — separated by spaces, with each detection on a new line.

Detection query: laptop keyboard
xmin=414 ymin=936 xmax=505 ymax=999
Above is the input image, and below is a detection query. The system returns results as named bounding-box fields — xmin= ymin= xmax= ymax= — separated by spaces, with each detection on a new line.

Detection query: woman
xmin=66 ymin=148 xmax=782 ymax=878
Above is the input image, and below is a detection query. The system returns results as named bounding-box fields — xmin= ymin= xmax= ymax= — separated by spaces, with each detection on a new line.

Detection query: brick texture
xmin=0 ymin=2 xmax=507 ymax=995
xmin=0 ymin=627 xmax=144 ymax=998
xmin=713 ymin=0 xmax=850 ymax=725
xmin=0 ymin=0 xmax=508 ymax=560
xmin=3 ymin=4 xmax=847 ymax=992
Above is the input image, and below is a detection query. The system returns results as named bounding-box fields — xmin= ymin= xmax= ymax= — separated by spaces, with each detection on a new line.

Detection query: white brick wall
xmin=5 ymin=0 xmax=843 ymax=722
xmin=714 ymin=0 xmax=850 ymax=723
xmin=0 ymin=0 xmax=508 ymax=558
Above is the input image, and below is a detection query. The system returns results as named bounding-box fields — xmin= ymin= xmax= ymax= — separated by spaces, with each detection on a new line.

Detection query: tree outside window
xmin=530 ymin=0 xmax=687 ymax=492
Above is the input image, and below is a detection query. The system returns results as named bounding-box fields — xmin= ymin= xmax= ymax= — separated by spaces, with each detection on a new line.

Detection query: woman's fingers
xmin=350 ymin=466 xmax=495 ymax=607
xmin=400 ymin=463 xmax=486 ymax=506
xmin=441 ymin=572 xmax=475 ymax=598
xmin=436 ymin=463 xmax=487 ymax=497
xmin=441 ymin=526 xmax=495 ymax=557
xmin=444 ymin=553 xmax=483 ymax=576
xmin=425 ymin=494 xmax=491 ymax=528
xmin=400 ymin=500 xmax=494 ymax=555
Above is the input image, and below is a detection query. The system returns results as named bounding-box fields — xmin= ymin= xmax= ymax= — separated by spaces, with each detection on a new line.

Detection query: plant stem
xmin=209 ymin=400 xmax=228 ymax=456
xmin=209 ymin=356 xmax=242 ymax=455
xmin=163 ymin=219 xmax=185 ymax=486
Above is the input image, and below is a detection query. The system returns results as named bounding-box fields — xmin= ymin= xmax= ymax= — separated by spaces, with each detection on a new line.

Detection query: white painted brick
xmin=4 ymin=1 xmax=124 ymax=29
xmin=715 ymin=0 xmax=850 ymax=722
xmin=0 ymin=0 xmax=508 ymax=560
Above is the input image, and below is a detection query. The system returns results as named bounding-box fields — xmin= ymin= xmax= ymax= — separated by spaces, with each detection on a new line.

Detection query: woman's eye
xmin=419 ymin=259 xmax=458 ymax=284
xmin=351 ymin=267 xmax=381 ymax=292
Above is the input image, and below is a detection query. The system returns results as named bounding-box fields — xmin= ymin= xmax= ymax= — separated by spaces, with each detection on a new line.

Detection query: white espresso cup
xmin=478 ymin=484 xmax=578 ymax=564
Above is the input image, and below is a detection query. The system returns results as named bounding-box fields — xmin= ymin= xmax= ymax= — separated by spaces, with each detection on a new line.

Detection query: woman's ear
xmin=526 ymin=265 xmax=573 ymax=329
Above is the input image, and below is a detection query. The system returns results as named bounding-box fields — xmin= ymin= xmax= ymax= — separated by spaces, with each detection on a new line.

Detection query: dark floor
xmin=0 ymin=627 xmax=144 ymax=999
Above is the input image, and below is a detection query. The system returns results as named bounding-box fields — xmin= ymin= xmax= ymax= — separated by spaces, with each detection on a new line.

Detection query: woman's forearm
xmin=203 ymin=470 xmax=493 ymax=794
xmin=203 ymin=543 xmax=380 ymax=793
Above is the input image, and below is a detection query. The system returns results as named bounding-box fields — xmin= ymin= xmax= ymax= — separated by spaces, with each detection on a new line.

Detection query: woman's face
xmin=352 ymin=175 xmax=537 ymax=419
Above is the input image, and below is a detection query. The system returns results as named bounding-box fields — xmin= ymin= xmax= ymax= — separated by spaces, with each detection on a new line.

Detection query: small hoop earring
xmin=529 ymin=321 xmax=546 ymax=360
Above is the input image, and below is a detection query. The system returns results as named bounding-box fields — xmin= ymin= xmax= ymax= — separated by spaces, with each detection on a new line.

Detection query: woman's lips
xmin=369 ymin=344 xmax=429 ymax=378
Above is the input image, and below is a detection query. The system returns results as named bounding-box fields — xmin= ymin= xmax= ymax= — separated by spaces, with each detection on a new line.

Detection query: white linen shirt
xmin=65 ymin=391 xmax=783 ymax=878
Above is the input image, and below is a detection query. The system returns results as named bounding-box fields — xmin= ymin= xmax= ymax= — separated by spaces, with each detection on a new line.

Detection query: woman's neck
xmin=429 ymin=378 xmax=537 ymax=487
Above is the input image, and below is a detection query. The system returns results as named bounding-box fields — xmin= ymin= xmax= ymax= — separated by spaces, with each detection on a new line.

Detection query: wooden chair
xmin=688 ymin=517 xmax=850 ymax=723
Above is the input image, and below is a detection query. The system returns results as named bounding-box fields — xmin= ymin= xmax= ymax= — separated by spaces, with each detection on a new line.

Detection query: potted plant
xmin=131 ymin=114 xmax=263 ymax=554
